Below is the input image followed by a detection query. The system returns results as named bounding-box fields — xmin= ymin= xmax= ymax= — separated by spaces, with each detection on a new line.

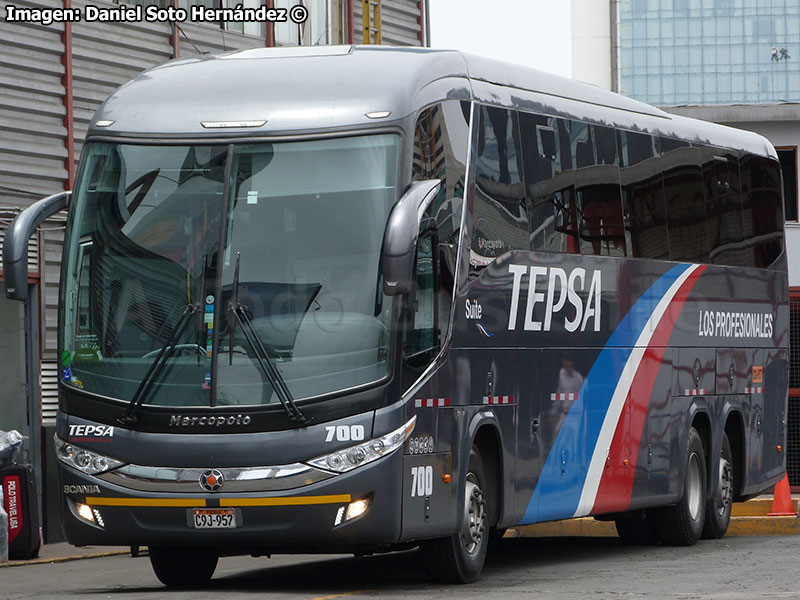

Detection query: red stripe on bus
xmin=592 ymin=265 xmax=707 ymax=515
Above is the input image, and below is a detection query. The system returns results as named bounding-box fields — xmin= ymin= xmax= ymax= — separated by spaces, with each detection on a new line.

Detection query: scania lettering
xmin=3 ymin=47 xmax=787 ymax=586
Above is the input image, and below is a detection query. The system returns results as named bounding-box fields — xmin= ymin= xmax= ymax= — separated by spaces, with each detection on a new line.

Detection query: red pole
xmin=266 ymin=0 xmax=275 ymax=47
xmin=347 ymin=0 xmax=355 ymax=44
xmin=61 ymin=0 xmax=74 ymax=190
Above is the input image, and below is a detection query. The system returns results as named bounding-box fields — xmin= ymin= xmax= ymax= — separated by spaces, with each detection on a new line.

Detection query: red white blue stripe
xmin=522 ymin=263 xmax=706 ymax=524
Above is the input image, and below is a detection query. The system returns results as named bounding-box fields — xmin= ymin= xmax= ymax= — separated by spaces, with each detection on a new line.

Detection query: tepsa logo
xmin=507 ymin=265 xmax=602 ymax=333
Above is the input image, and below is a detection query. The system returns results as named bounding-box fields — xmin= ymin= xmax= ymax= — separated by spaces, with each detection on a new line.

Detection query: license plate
xmin=192 ymin=508 xmax=236 ymax=529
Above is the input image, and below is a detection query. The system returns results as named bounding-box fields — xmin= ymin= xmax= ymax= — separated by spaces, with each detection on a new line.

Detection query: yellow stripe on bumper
xmin=83 ymin=494 xmax=352 ymax=508
xmin=220 ymin=494 xmax=351 ymax=507
xmin=86 ymin=497 xmax=202 ymax=507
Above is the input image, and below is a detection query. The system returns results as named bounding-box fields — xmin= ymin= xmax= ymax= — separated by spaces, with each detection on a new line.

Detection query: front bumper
xmin=61 ymin=449 xmax=404 ymax=551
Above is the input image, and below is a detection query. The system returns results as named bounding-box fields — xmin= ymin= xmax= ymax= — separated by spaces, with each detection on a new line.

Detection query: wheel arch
xmin=689 ymin=408 xmax=712 ymax=497
xmin=466 ymin=413 xmax=503 ymax=529
xmin=690 ymin=409 xmax=712 ymax=462
xmin=724 ymin=409 xmax=746 ymax=498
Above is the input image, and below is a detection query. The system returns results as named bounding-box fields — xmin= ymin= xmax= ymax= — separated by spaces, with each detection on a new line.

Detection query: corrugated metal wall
xmin=0 ymin=1 xmax=68 ymax=203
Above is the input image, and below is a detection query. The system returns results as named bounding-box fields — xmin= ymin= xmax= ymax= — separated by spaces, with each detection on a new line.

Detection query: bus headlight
xmin=54 ymin=434 xmax=124 ymax=475
xmin=307 ymin=416 xmax=416 ymax=474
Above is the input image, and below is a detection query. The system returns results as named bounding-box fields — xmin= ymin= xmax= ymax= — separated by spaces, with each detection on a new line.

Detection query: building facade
xmin=617 ymin=0 xmax=800 ymax=106
xmin=572 ymin=0 xmax=800 ymax=487
xmin=0 ymin=0 xmax=430 ymax=543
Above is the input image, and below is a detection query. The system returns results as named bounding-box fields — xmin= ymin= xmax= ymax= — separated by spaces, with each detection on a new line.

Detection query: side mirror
xmin=382 ymin=180 xmax=441 ymax=296
xmin=3 ymin=191 xmax=71 ymax=301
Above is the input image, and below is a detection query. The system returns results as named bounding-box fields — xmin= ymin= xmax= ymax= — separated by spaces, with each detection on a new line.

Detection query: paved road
xmin=3 ymin=535 xmax=797 ymax=600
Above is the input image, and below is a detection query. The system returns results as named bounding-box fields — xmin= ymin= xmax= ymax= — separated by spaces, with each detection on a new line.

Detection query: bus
xmin=3 ymin=46 xmax=788 ymax=585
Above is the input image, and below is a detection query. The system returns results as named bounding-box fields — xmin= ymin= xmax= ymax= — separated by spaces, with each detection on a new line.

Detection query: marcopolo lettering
xmin=507 ymin=265 xmax=602 ymax=333
xmin=168 ymin=414 xmax=252 ymax=427
xmin=68 ymin=424 xmax=114 ymax=438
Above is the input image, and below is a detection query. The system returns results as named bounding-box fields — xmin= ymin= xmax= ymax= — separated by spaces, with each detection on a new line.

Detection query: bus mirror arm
xmin=3 ymin=191 xmax=71 ymax=301
xmin=382 ymin=179 xmax=441 ymax=296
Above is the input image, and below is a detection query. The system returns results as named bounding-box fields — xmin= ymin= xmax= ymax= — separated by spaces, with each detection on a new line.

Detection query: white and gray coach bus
xmin=3 ymin=46 xmax=789 ymax=585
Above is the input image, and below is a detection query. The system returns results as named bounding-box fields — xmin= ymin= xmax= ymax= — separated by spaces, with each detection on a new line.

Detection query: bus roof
xmin=90 ymin=45 xmax=775 ymax=159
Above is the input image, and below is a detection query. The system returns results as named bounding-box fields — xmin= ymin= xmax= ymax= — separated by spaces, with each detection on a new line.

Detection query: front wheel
xmin=149 ymin=546 xmax=218 ymax=587
xmin=653 ymin=427 xmax=707 ymax=546
xmin=702 ymin=433 xmax=734 ymax=539
xmin=421 ymin=447 xmax=489 ymax=583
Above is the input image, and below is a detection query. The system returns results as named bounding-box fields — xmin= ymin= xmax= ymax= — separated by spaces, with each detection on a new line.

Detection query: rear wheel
xmin=422 ymin=446 xmax=489 ymax=583
xmin=653 ymin=427 xmax=707 ymax=546
xmin=702 ymin=433 xmax=734 ymax=539
xmin=149 ymin=546 xmax=218 ymax=587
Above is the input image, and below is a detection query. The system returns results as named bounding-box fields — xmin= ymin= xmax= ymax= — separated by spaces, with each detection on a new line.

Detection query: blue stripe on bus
xmin=520 ymin=262 xmax=691 ymax=524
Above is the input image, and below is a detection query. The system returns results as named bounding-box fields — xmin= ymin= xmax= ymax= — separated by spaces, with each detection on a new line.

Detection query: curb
xmin=508 ymin=515 xmax=800 ymax=538
xmin=0 ymin=549 xmax=130 ymax=568
xmin=508 ymin=498 xmax=800 ymax=539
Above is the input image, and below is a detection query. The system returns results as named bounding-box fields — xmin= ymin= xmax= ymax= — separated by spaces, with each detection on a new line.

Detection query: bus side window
xmin=576 ymin=124 xmax=627 ymax=257
xmin=404 ymin=217 xmax=438 ymax=365
xmin=660 ymin=138 xmax=710 ymax=263
xmin=471 ymin=105 xmax=528 ymax=271
xmin=411 ymin=101 xmax=468 ymax=341
xmin=520 ymin=113 xmax=580 ymax=254
xmin=620 ymin=130 xmax=669 ymax=260
xmin=705 ymin=150 xmax=748 ymax=266
xmin=740 ymin=154 xmax=784 ymax=268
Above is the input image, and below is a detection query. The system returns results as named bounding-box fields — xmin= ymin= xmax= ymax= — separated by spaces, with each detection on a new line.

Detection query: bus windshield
xmin=61 ymin=135 xmax=400 ymax=407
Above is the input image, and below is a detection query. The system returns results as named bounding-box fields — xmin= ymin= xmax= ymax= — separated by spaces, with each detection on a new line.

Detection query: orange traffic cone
xmin=767 ymin=473 xmax=795 ymax=516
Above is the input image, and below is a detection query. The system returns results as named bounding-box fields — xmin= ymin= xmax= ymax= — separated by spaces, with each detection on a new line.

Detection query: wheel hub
xmin=461 ymin=474 xmax=486 ymax=555
xmin=718 ymin=455 xmax=733 ymax=515
xmin=687 ymin=452 xmax=702 ymax=521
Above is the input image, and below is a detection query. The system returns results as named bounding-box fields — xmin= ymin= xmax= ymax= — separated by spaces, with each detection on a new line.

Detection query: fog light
xmin=334 ymin=506 xmax=345 ymax=526
xmin=345 ymin=498 xmax=370 ymax=521
xmin=92 ymin=508 xmax=105 ymax=528
xmin=76 ymin=502 xmax=95 ymax=524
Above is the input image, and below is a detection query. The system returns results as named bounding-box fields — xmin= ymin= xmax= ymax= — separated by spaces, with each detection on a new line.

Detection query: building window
xmin=778 ymin=147 xmax=799 ymax=222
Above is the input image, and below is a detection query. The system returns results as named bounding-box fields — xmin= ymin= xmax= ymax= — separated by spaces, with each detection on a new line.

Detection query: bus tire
xmin=702 ymin=433 xmax=734 ymax=539
xmin=422 ymin=446 xmax=489 ymax=583
xmin=149 ymin=546 xmax=218 ymax=587
xmin=653 ymin=427 xmax=707 ymax=546
xmin=614 ymin=511 xmax=659 ymax=545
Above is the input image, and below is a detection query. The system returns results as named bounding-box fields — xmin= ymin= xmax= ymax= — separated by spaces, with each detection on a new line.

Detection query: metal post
xmin=61 ymin=0 xmax=74 ymax=190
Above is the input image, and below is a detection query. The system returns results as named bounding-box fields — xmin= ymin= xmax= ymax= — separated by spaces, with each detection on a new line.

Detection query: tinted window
xmin=740 ymin=154 xmax=784 ymax=268
xmin=704 ymin=150 xmax=749 ymax=266
xmin=577 ymin=125 xmax=626 ymax=256
xmin=520 ymin=114 xmax=580 ymax=253
xmin=620 ymin=131 xmax=669 ymax=260
xmin=412 ymin=101 xmax=469 ymax=333
xmin=660 ymin=138 xmax=710 ymax=262
xmin=471 ymin=105 xmax=528 ymax=269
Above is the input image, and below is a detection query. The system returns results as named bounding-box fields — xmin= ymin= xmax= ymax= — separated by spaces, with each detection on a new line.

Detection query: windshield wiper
xmin=229 ymin=252 xmax=309 ymax=424
xmin=118 ymin=303 xmax=199 ymax=425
